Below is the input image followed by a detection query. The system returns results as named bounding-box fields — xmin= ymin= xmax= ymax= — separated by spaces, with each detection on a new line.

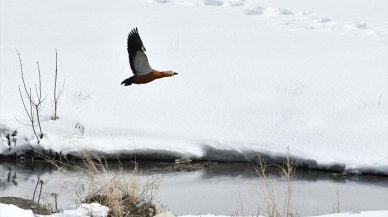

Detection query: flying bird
xmin=121 ymin=28 xmax=178 ymax=86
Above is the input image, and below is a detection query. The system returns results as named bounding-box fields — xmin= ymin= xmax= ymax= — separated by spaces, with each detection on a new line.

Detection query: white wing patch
xmin=134 ymin=51 xmax=152 ymax=75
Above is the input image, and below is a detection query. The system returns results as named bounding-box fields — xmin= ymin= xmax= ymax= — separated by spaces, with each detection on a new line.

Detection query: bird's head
xmin=121 ymin=77 xmax=134 ymax=86
xmin=167 ymin=71 xmax=178 ymax=76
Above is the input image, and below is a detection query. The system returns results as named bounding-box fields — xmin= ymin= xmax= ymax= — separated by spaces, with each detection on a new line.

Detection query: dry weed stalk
xmin=256 ymin=158 xmax=281 ymax=217
xmin=335 ymin=189 xmax=340 ymax=213
xmin=41 ymin=152 xmax=160 ymax=216
xmin=281 ymin=153 xmax=295 ymax=217
xmin=255 ymin=151 xmax=297 ymax=217
xmin=77 ymin=154 xmax=159 ymax=217
xmin=52 ymin=49 xmax=64 ymax=120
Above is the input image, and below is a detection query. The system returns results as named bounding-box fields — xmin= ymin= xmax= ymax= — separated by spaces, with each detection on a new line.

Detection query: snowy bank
xmin=1 ymin=203 xmax=387 ymax=217
xmin=0 ymin=0 xmax=387 ymax=174
xmin=0 ymin=203 xmax=109 ymax=217
xmin=179 ymin=211 xmax=388 ymax=217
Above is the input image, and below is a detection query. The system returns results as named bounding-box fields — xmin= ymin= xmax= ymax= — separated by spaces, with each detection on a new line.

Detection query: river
xmin=0 ymin=160 xmax=387 ymax=216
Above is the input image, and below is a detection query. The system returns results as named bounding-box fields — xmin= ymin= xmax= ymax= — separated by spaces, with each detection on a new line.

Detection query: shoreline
xmin=1 ymin=149 xmax=387 ymax=177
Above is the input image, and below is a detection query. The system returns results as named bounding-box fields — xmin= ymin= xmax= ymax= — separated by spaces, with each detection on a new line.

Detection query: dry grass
xmin=45 ymin=153 xmax=160 ymax=217
xmin=255 ymin=151 xmax=298 ymax=217
xmin=81 ymin=155 xmax=159 ymax=217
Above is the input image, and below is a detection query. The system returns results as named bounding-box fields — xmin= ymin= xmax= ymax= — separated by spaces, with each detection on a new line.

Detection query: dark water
xmin=0 ymin=161 xmax=387 ymax=216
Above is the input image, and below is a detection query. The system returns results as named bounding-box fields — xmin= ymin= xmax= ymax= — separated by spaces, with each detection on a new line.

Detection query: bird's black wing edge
xmin=127 ymin=27 xmax=147 ymax=74
xmin=127 ymin=27 xmax=146 ymax=57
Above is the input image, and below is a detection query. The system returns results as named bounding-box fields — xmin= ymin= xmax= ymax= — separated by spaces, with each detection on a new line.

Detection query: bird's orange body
xmin=131 ymin=70 xmax=174 ymax=84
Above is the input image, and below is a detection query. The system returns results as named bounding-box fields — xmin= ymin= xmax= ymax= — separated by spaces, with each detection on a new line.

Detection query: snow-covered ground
xmin=0 ymin=203 xmax=387 ymax=217
xmin=1 ymin=0 xmax=387 ymax=174
xmin=180 ymin=211 xmax=388 ymax=217
xmin=0 ymin=203 xmax=109 ymax=217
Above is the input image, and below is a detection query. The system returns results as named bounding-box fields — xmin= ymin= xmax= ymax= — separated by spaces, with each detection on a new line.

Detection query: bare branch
xmin=33 ymin=61 xmax=44 ymax=138
xmin=16 ymin=50 xmax=29 ymax=96
xmin=16 ymin=50 xmax=44 ymax=143
xmin=34 ymin=83 xmax=39 ymax=102
xmin=54 ymin=50 xmax=58 ymax=101
xmin=29 ymin=88 xmax=40 ymax=144
xmin=37 ymin=61 xmax=42 ymax=100
xmin=15 ymin=118 xmax=35 ymax=127
xmin=40 ymin=100 xmax=48 ymax=112
xmin=18 ymin=85 xmax=33 ymax=120
xmin=52 ymin=49 xmax=64 ymax=120
xmin=57 ymin=81 xmax=65 ymax=101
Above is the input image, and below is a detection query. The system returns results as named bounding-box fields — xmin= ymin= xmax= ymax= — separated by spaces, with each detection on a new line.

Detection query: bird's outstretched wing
xmin=127 ymin=28 xmax=151 ymax=75
xmin=127 ymin=27 xmax=146 ymax=56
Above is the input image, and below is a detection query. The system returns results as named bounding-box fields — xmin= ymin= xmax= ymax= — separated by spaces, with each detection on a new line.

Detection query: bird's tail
xmin=121 ymin=78 xmax=133 ymax=86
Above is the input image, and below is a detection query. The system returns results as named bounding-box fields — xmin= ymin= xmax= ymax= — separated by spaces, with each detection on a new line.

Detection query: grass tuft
xmin=80 ymin=154 xmax=160 ymax=217
xmin=46 ymin=152 xmax=160 ymax=217
xmin=255 ymin=150 xmax=298 ymax=217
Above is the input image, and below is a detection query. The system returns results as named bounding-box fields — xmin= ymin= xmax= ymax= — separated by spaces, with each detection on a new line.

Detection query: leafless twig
xmin=16 ymin=50 xmax=46 ymax=143
xmin=336 ymin=189 xmax=340 ymax=213
xmin=52 ymin=49 xmax=64 ymax=120
xmin=35 ymin=61 xmax=46 ymax=136
xmin=38 ymin=179 xmax=44 ymax=205
xmin=18 ymin=86 xmax=40 ymax=143
xmin=33 ymin=176 xmax=41 ymax=201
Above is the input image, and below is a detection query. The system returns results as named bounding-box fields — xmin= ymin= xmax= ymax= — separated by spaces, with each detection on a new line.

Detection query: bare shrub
xmin=17 ymin=50 xmax=46 ymax=143
xmin=16 ymin=50 xmax=65 ymax=143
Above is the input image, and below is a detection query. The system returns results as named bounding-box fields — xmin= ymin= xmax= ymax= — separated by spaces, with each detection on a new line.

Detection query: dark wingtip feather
xmin=127 ymin=27 xmax=146 ymax=55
